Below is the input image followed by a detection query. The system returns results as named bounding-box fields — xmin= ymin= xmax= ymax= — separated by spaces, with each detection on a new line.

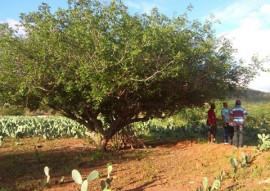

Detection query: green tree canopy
xmin=0 ymin=0 xmax=260 ymax=149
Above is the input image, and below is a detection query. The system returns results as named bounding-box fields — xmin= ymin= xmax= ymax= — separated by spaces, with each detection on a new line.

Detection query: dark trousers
xmin=224 ymin=126 xmax=229 ymax=143
xmin=224 ymin=123 xmax=234 ymax=144
xmin=208 ymin=124 xmax=217 ymax=143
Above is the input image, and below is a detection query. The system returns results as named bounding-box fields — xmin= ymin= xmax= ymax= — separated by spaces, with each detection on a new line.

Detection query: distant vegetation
xmin=242 ymin=89 xmax=270 ymax=102
xmin=0 ymin=89 xmax=269 ymax=148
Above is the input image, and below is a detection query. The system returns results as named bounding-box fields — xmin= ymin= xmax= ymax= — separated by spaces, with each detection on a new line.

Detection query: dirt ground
xmin=1 ymin=137 xmax=270 ymax=191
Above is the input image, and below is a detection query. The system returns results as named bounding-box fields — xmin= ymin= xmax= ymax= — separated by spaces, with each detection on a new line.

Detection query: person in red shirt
xmin=207 ymin=103 xmax=217 ymax=143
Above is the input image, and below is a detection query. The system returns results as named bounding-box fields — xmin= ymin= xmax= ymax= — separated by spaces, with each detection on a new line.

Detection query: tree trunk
xmin=86 ymin=131 xmax=108 ymax=151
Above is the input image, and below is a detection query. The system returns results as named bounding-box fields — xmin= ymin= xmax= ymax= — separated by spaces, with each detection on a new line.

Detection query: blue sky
xmin=0 ymin=0 xmax=270 ymax=92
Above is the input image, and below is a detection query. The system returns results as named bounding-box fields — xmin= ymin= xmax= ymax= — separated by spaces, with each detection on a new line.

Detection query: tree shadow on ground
xmin=0 ymin=138 xmax=150 ymax=191
xmin=124 ymin=181 xmax=155 ymax=191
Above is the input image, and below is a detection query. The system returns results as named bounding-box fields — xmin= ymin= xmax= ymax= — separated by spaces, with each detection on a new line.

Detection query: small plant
xmin=196 ymin=177 xmax=221 ymax=191
xmin=72 ymin=169 xmax=99 ymax=191
xmin=44 ymin=166 xmax=50 ymax=187
xmin=230 ymin=157 xmax=238 ymax=175
xmin=100 ymin=163 xmax=113 ymax=191
xmin=241 ymin=152 xmax=252 ymax=167
xmin=215 ymin=170 xmax=225 ymax=182
xmin=44 ymin=166 xmax=65 ymax=186
xmin=230 ymin=152 xmax=253 ymax=180
xmin=257 ymin=133 xmax=270 ymax=151
xmin=59 ymin=176 xmax=65 ymax=184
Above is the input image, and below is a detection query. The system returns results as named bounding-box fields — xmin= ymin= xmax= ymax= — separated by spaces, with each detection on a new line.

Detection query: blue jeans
xmin=224 ymin=123 xmax=234 ymax=144
xmin=224 ymin=126 xmax=229 ymax=143
xmin=233 ymin=125 xmax=243 ymax=147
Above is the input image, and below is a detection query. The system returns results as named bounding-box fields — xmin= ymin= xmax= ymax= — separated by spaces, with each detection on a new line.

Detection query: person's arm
xmin=213 ymin=111 xmax=217 ymax=125
xmin=221 ymin=109 xmax=225 ymax=121
xmin=229 ymin=109 xmax=234 ymax=123
xmin=244 ymin=113 xmax=247 ymax=120
xmin=243 ymin=109 xmax=248 ymax=121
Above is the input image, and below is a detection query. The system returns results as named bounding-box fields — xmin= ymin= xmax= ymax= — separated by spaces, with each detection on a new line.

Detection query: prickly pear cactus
xmin=203 ymin=177 xmax=208 ymax=191
xmin=87 ymin=170 xmax=99 ymax=182
xmin=44 ymin=166 xmax=50 ymax=184
xmin=107 ymin=164 xmax=112 ymax=178
xmin=230 ymin=158 xmax=237 ymax=168
xmin=81 ymin=180 xmax=88 ymax=191
xmin=72 ymin=169 xmax=83 ymax=184
xmin=210 ymin=179 xmax=221 ymax=191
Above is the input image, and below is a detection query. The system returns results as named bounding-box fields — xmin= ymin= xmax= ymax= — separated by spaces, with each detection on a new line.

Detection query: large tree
xmin=0 ymin=0 xmax=260 ymax=149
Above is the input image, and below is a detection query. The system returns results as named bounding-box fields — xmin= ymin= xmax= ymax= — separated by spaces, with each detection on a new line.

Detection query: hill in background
xmin=235 ymin=88 xmax=270 ymax=102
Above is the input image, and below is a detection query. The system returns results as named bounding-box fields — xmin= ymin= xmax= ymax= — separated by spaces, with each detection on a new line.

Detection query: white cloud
xmin=214 ymin=1 xmax=258 ymax=26
xmin=260 ymin=4 xmax=270 ymax=17
xmin=125 ymin=0 xmax=160 ymax=14
xmin=215 ymin=1 xmax=270 ymax=92
xmin=249 ymin=72 xmax=270 ymax=92
xmin=124 ymin=0 xmax=140 ymax=10
xmin=5 ymin=18 xmax=19 ymax=26
xmin=1 ymin=18 xmax=26 ymax=35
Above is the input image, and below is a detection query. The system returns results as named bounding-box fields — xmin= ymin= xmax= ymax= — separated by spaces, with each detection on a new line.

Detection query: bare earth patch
xmin=1 ymin=137 xmax=270 ymax=191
